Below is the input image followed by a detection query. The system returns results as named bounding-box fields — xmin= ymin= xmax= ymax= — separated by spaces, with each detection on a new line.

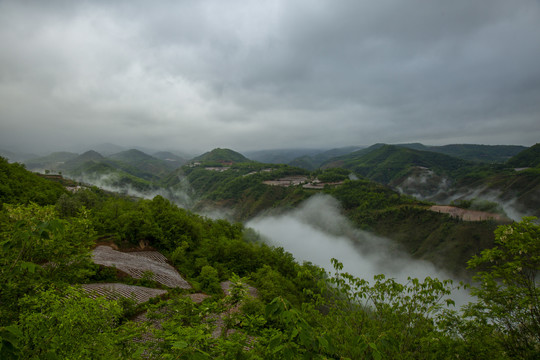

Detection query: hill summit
xmin=193 ymin=148 xmax=250 ymax=164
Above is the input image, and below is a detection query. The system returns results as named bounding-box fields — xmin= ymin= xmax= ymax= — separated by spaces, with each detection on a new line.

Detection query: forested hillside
xmin=318 ymin=144 xmax=540 ymax=218
xmin=0 ymin=156 xmax=538 ymax=359
xmin=156 ymin=157 xmax=501 ymax=277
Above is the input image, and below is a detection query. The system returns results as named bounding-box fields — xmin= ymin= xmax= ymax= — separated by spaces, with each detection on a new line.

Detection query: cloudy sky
xmin=1 ymin=0 xmax=539 ymax=154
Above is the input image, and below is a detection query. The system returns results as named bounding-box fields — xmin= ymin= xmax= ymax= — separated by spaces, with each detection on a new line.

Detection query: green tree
xmin=466 ymin=217 xmax=540 ymax=359
xmin=16 ymin=287 xmax=142 ymax=359
xmin=198 ymin=265 xmax=221 ymax=294
xmin=0 ymin=203 xmax=95 ymax=325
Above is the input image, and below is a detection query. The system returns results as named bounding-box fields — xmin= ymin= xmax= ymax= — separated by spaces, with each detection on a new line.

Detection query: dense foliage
xmin=1 ymin=157 xmax=538 ymax=358
xmin=506 ymin=143 xmax=540 ymax=168
xmin=0 ymin=157 xmax=67 ymax=208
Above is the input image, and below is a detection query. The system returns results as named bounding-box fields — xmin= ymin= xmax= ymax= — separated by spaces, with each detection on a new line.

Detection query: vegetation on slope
xmin=323 ymin=144 xmax=472 ymax=184
xmin=193 ymin=148 xmax=252 ymax=164
xmin=506 ymin=143 xmax=540 ymax=168
xmin=0 ymin=163 xmax=538 ymax=359
xmin=398 ymin=143 xmax=527 ymax=163
xmin=0 ymin=157 xmax=67 ymax=208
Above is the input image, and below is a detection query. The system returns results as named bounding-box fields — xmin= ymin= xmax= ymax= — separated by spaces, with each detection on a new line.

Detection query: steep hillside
xmin=319 ymin=144 xmax=540 ymax=218
xmin=506 ymin=143 xmax=540 ymax=168
xmin=165 ymin=158 xmax=501 ymax=277
xmin=324 ymin=144 xmax=471 ymax=184
xmin=0 ymin=156 xmax=67 ymax=207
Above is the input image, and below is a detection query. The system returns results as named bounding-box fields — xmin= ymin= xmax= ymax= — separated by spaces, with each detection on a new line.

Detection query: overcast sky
xmin=1 ymin=0 xmax=539 ymax=154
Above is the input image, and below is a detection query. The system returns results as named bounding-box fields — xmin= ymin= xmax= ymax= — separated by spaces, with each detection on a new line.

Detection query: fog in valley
xmin=394 ymin=171 xmax=530 ymax=221
xmin=247 ymin=194 xmax=472 ymax=307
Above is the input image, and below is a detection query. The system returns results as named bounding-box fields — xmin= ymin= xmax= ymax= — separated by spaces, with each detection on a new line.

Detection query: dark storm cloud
xmin=0 ymin=0 xmax=539 ymax=154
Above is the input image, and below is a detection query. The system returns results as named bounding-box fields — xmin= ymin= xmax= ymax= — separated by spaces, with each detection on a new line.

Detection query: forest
xmin=0 ymin=155 xmax=539 ymax=359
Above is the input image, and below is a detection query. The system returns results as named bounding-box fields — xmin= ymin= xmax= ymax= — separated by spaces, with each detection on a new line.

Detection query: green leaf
xmin=172 ymin=340 xmax=188 ymax=349
xmin=20 ymin=261 xmax=38 ymax=274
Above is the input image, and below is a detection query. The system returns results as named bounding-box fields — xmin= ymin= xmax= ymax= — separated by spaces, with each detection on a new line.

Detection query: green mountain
xmin=244 ymin=148 xmax=324 ymax=164
xmin=108 ymin=149 xmax=157 ymax=163
xmin=61 ymin=149 xmax=178 ymax=183
xmin=289 ymin=146 xmax=364 ymax=170
xmin=506 ymin=143 xmax=540 ymax=168
xmin=107 ymin=149 xmax=178 ymax=178
xmin=61 ymin=150 xmax=105 ymax=171
xmin=192 ymin=148 xmax=251 ymax=164
xmin=67 ymin=161 xmax=154 ymax=192
xmin=323 ymin=144 xmax=471 ymax=184
xmin=320 ymin=143 xmax=386 ymax=169
xmin=159 ymin=156 xmax=507 ymax=277
xmin=398 ymin=143 xmax=526 ymax=163
xmin=318 ymin=144 xmax=540 ymax=218
xmin=152 ymin=151 xmax=188 ymax=168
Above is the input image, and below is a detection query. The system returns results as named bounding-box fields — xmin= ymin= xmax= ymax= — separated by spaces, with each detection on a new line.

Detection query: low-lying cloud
xmin=247 ymin=194 xmax=472 ymax=306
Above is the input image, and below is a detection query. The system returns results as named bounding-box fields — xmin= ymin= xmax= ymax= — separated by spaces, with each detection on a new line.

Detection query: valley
xmin=1 ymin=142 xmax=538 ymax=358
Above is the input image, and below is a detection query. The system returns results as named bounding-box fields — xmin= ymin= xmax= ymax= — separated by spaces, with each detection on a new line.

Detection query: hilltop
xmin=192 ymin=148 xmax=251 ymax=164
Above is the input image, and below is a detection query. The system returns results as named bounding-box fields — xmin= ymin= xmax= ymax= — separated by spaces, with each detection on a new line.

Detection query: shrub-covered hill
xmin=322 ymin=144 xmax=473 ymax=184
xmin=192 ymin=148 xmax=252 ymax=164
xmin=318 ymin=144 xmax=540 ymax=217
xmin=0 ymin=156 xmax=67 ymax=207
xmin=506 ymin=143 xmax=540 ymax=168
xmin=398 ymin=143 xmax=527 ymax=163
xmin=51 ymin=150 xmax=106 ymax=171
xmin=1 ymin=161 xmax=538 ymax=359
xmin=163 ymin=159 xmax=502 ymax=277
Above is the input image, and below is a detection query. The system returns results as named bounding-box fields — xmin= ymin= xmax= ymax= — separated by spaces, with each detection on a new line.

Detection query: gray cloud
xmin=1 ymin=0 xmax=539 ymax=154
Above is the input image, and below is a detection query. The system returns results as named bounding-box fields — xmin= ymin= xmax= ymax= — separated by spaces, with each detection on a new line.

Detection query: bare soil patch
xmin=430 ymin=205 xmax=508 ymax=222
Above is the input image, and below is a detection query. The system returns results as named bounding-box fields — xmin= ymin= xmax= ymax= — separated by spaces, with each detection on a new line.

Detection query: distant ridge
xmin=320 ymin=144 xmax=471 ymax=186
xmin=57 ymin=150 xmax=104 ymax=172
xmin=153 ymin=151 xmax=188 ymax=168
xmin=397 ymin=143 xmax=527 ymax=163
xmin=23 ymin=151 xmax=79 ymax=171
xmin=108 ymin=149 xmax=156 ymax=163
xmin=288 ymin=146 xmax=365 ymax=170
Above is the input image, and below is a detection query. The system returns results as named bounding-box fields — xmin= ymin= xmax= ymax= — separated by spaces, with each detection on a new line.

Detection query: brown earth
xmin=429 ymin=205 xmax=509 ymax=222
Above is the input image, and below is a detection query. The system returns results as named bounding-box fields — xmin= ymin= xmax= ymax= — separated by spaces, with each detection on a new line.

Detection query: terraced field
xmin=92 ymin=245 xmax=191 ymax=289
xmin=81 ymin=283 xmax=168 ymax=305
